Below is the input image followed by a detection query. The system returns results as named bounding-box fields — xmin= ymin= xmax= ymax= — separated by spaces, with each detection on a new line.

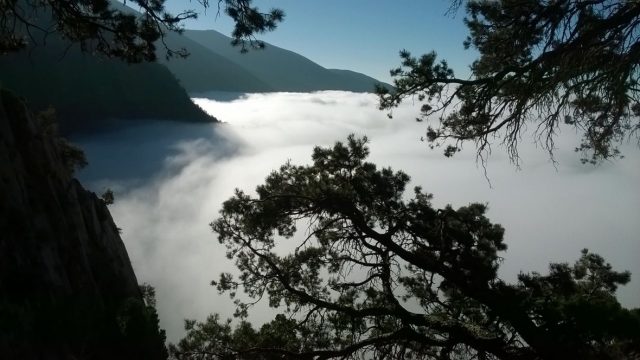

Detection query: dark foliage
xmin=170 ymin=136 xmax=639 ymax=359
xmin=101 ymin=188 xmax=115 ymax=205
xmin=0 ymin=1 xmax=283 ymax=133
xmin=377 ymin=0 xmax=640 ymax=164
xmin=0 ymin=0 xmax=283 ymax=61
xmin=36 ymin=107 xmax=88 ymax=172
xmin=117 ymin=285 xmax=168 ymax=360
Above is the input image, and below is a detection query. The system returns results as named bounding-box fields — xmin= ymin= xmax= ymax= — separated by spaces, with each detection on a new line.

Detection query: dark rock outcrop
xmin=0 ymin=90 xmax=166 ymax=359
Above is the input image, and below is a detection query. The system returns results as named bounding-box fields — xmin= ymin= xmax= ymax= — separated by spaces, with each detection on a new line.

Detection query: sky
xmin=77 ymin=91 xmax=640 ymax=343
xmin=162 ymin=0 xmax=474 ymax=82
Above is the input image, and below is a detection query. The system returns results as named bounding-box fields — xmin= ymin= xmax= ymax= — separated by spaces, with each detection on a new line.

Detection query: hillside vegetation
xmin=0 ymin=34 xmax=215 ymax=135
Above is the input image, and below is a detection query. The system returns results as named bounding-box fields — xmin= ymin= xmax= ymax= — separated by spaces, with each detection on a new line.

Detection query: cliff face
xmin=0 ymin=90 xmax=166 ymax=359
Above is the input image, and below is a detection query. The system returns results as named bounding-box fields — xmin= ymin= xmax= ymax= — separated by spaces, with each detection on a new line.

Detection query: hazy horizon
xmin=77 ymin=91 xmax=640 ymax=343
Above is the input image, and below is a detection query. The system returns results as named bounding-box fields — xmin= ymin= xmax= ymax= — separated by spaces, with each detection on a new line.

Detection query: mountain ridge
xmin=0 ymin=33 xmax=216 ymax=136
xmin=158 ymin=32 xmax=274 ymax=93
xmin=169 ymin=29 xmax=392 ymax=94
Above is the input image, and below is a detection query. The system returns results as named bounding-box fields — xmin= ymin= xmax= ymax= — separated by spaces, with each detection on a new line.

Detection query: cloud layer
xmin=78 ymin=91 xmax=640 ymax=342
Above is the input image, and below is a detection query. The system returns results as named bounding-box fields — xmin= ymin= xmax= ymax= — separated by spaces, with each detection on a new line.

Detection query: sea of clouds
xmin=76 ymin=91 xmax=640 ymax=342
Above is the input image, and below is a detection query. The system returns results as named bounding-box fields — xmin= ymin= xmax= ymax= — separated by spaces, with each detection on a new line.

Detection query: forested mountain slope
xmin=0 ymin=34 xmax=215 ymax=135
xmin=157 ymin=31 xmax=274 ymax=93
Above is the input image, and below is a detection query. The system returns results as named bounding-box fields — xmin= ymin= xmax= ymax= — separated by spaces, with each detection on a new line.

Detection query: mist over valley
xmin=75 ymin=91 xmax=640 ymax=342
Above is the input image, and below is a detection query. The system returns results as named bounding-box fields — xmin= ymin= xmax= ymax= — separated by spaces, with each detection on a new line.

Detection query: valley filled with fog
xmin=75 ymin=91 xmax=640 ymax=342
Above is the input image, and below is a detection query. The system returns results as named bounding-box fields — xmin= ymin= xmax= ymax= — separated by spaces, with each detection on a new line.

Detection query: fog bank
xmin=78 ymin=91 xmax=640 ymax=342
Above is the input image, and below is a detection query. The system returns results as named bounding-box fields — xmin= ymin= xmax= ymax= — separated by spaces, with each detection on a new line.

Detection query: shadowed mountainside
xmin=157 ymin=31 xmax=274 ymax=93
xmin=0 ymin=31 xmax=216 ymax=136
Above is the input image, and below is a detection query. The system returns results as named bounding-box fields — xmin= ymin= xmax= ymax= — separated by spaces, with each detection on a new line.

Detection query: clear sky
xmin=163 ymin=0 xmax=475 ymax=82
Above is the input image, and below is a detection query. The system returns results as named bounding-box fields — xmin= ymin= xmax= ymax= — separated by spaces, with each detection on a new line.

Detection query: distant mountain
xmin=0 ymin=1 xmax=391 ymax=136
xmin=105 ymin=1 xmax=389 ymax=94
xmin=157 ymin=32 xmax=274 ymax=93
xmin=99 ymin=0 xmax=272 ymax=94
xmin=327 ymin=69 xmax=390 ymax=89
xmin=0 ymin=21 xmax=215 ymax=135
xmin=163 ymin=29 xmax=392 ymax=94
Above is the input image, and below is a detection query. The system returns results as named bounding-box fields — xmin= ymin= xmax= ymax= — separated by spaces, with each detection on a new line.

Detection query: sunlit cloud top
xmin=79 ymin=91 xmax=640 ymax=342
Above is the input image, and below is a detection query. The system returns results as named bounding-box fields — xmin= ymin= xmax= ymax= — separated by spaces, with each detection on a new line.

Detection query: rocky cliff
xmin=0 ymin=89 xmax=166 ymax=359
